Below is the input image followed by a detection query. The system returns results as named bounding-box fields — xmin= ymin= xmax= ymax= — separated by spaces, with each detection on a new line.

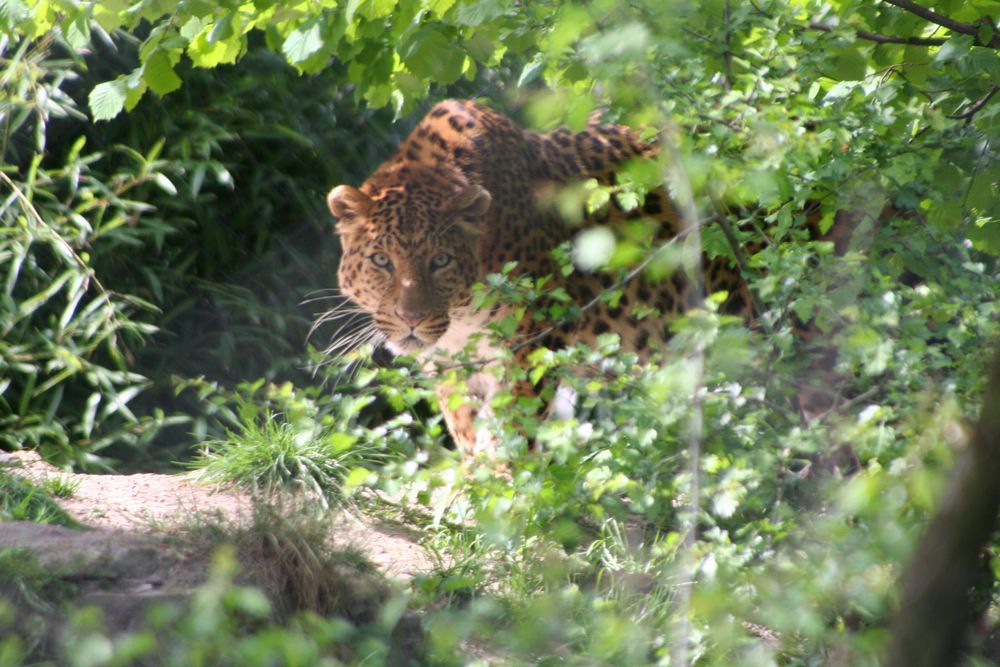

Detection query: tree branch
xmin=809 ymin=21 xmax=946 ymax=46
xmin=947 ymin=85 xmax=1000 ymax=122
xmin=881 ymin=0 xmax=1000 ymax=48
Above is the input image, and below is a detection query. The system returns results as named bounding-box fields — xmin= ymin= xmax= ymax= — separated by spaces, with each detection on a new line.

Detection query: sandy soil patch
xmin=3 ymin=450 xmax=434 ymax=580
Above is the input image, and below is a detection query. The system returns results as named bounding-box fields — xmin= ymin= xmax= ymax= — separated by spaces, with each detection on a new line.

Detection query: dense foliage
xmin=2 ymin=0 xmax=999 ymax=665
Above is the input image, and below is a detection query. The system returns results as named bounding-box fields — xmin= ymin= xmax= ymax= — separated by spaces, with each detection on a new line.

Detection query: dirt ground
xmin=3 ymin=450 xmax=435 ymax=580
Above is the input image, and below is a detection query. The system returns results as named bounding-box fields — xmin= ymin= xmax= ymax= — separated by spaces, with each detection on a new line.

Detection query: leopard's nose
xmin=395 ymin=308 xmax=427 ymax=329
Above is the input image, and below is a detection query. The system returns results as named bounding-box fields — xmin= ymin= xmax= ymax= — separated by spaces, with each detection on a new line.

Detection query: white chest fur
xmin=429 ymin=307 xmax=499 ymax=358
xmin=422 ymin=307 xmax=507 ymax=405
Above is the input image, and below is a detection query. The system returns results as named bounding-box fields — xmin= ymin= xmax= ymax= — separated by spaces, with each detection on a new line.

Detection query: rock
xmin=0 ymin=522 xmax=173 ymax=583
xmin=0 ymin=519 xmax=425 ymax=665
xmin=0 ymin=521 xmax=188 ymax=638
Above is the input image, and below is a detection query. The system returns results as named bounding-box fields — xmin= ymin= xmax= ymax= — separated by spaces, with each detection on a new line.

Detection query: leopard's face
xmin=328 ymin=173 xmax=491 ymax=355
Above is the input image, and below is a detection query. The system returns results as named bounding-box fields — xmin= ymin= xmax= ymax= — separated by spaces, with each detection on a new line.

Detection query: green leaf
xmin=180 ymin=15 xmax=206 ymax=41
xmin=792 ymin=296 xmax=816 ymax=323
xmin=902 ymin=45 xmax=931 ymax=85
xmin=207 ymin=13 xmax=235 ymax=43
xmin=93 ymin=0 xmax=128 ymax=32
xmin=123 ymin=67 xmax=147 ymax=111
xmin=364 ymin=82 xmax=393 ymax=107
xmin=63 ymin=11 xmax=91 ymax=49
xmin=456 ymin=0 xmax=502 ymax=26
xmin=18 ymin=270 xmax=73 ymax=319
xmin=394 ymin=69 xmax=425 ymax=97
xmin=712 ymin=488 xmax=741 ymax=519
xmin=190 ymin=30 xmax=243 ymax=67
xmin=401 ymin=26 xmax=465 ymax=83
xmin=359 ymin=0 xmax=397 ymax=20
xmin=229 ymin=588 xmax=271 ymax=618
xmin=124 ymin=81 xmax=147 ymax=111
xmin=966 ymin=166 xmax=999 ymax=210
xmin=144 ymin=50 xmax=182 ymax=96
xmin=327 ymin=432 xmax=358 ymax=453
xmin=967 ymin=217 xmax=1000 ymax=256
xmin=282 ymin=20 xmax=324 ymax=63
xmin=153 ymin=173 xmax=177 ymax=195
xmin=427 ymin=0 xmax=457 ymax=16
xmin=0 ymin=0 xmax=30 ymax=32
xmin=464 ymin=30 xmax=494 ymax=61
xmin=968 ymin=50 xmax=1000 ymax=84
xmin=89 ymin=79 xmax=127 ymax=121
xmin=934 ymin=35 xmax=974 ymax=65
xmin=344 ymin=466 xmax=374 ymax=491
xmin=818 ymin=209 xmax=836 ymax=234
xmin=977 ymin=21 xmax=995 ymax=46
xmin=832 ymin=46 xmax=867 ymax=81
xmin=517 ymin=55 xmax=544 ymax=87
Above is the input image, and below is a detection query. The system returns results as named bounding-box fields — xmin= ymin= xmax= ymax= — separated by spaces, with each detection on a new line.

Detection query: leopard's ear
xmin=446 ymin=185 xmax=491 ymax=234
xmin=327 ymin=185 xmax=371 ymax=235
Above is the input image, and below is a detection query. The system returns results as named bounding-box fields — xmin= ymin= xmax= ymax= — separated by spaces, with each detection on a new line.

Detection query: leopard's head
xmin=327 ymin=166 xmax=491 ymax=355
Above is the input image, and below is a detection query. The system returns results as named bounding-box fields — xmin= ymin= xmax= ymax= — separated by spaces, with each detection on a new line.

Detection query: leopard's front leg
xmin=436 ymin=372 xmax=503 ymax=464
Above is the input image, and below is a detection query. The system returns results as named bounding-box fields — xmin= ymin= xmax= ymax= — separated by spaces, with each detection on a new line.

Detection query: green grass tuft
xmin=39 ymin=476 xmax=80 ymax=499
xmin=0 ymin=473 xmax=78 ymax=527
xmin=192 ymin=408 xmax=383 ymax=509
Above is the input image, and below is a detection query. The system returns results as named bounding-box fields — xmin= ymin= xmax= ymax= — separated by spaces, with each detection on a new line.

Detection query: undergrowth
xmin=0 ymin=471 xmax=77 ymax=526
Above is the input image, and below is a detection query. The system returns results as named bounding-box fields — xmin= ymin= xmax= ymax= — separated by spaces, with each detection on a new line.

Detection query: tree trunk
xmin=886 ymin=345 xmax=1000 ymax=666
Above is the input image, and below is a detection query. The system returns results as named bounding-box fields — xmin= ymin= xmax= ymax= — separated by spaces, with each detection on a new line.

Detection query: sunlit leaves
xmin=0 ymin=0 xmax=30 ymax=34
xmin=189 ymin=25 xmax=245 ymax=68
xmin=349 ymin=0 xmax=398 ymax=21
xmin=573 ymin=227 xmax=616 ymax=271
xmin=455 ymin=0 xmax=504 ymax=26
xmin=88 ymin=80 xmax=127 ymax=121
xmin=143 ymin=50 xmax=182 ymax=96
xmin=281 ymin=19 xmax=324 ymax=64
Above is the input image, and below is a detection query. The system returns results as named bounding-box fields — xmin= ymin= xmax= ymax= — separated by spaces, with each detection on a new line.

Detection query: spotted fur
xmin=326 ymin=99 xmax=755 ymax=458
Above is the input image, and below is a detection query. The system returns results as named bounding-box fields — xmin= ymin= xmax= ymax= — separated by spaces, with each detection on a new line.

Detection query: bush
xmin=1 ymin=32 xmax=403 ymax=468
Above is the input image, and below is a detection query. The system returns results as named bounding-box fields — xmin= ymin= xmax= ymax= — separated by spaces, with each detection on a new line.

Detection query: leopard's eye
xmin=430 ymin=253 xmax=452 ymax=269
xmin=371 ymin=252 xmax=392 ymax=269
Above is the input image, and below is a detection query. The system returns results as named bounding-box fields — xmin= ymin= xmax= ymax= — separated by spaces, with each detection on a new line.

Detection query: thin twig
xmin=947 ymin=85 xmax=999 ymax=122
xmin=813 ymin=385 xmax=880 ymax=424
xmin=960 ymin=139 xmax=992 ymax=220
xmin=0 ymin=170 xmax=104 ymax=295
xmin=722 ymin=0 xmax=734 ymax=92
xmin=710 ymin=210 xmax=766 ymax=317
xmin=710 ymin=212 xmax=750 ymax=273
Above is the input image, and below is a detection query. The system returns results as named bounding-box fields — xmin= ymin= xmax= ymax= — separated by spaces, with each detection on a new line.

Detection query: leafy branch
xmin=0 ymin=170 xmax=105 ymax=297
xmin=947 ymin=85 xmax=1000 ymax=122
xmin=881 ymin=0 xmax=1000 ymax=48
xmin=807 ymin=21 xmax=946 ymax=46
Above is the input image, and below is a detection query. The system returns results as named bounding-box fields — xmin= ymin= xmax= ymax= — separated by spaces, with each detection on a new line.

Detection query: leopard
xmin=325 ymin=99 xmax=770 ymax=460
